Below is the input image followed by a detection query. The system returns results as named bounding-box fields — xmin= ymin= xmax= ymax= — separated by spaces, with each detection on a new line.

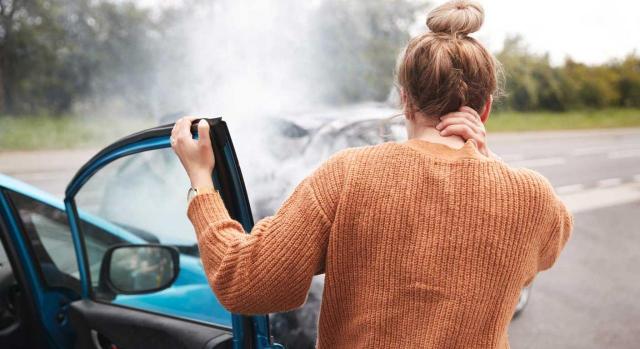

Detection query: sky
xmin=468 ymin=0 xmax=640 ymax=65
xmin=139 ymin=0 xmax=639 ymax=66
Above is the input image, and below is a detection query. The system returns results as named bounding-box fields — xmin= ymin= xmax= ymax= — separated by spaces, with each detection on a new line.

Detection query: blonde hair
xmin=397 ymin=0 xmax=500 ymax=117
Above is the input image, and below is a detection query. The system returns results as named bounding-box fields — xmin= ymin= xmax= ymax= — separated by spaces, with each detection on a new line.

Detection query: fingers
xmin=197 ymin=119 xmax=211 ymax=147
xmin=170 ymin=120 xmax=180 ymax=150
xmin=459 ymin=106 xmax=480 ymax=121
xmin=436 ymin=107 xmax=490 ymax=157
xmin=439 ymin=124 xmax=485 ymax=147
xmin=436 ymin=116 xmax=480 ymax=133
xmin=171 ymin=116 xmax=202 ymax=147
xmin=176 ymin=117 xmax=194 ymax=140
xmin=439 ymin=110 xmax=482 ymax=127
xmin=437 ymin=106 xmax=487 ymax=137
xmin=439 ymin=124 xmax=472 ymax=138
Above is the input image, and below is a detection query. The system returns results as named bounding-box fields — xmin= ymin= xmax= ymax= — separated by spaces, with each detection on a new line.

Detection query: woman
xmin=171 ymin=1 xmax=572 ymax=347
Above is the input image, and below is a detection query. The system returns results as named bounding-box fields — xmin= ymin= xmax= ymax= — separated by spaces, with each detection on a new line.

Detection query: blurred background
xmin=0 ymin=0 xmax=638 ymax=348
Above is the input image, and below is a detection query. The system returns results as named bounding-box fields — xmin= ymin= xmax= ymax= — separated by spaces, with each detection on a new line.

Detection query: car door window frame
xmin=63 ymin=118 xmax=275 ymax=349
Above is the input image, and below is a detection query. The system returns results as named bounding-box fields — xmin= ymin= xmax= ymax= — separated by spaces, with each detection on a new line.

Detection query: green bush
xmin=496 ymin=36 xmax=640 ymax=112
xmin=0 ymin=115 xmax=152 ymax=150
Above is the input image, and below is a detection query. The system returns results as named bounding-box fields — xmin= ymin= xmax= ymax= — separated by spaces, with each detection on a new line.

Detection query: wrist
xmin=189 ymin=171 xmax=214 ymax=189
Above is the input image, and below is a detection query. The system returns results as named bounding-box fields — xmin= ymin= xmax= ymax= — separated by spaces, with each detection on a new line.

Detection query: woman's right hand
xmin=435 ymin=106 xmax=497 ymax=158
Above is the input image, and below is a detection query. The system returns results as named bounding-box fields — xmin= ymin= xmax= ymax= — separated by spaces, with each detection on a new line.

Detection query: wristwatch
xmin=187 ymin=187 xmax=217 ymax=203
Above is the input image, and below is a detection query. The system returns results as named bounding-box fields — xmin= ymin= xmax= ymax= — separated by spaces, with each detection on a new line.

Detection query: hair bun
xmin=426 ymin=0 xmax=484 ymax=36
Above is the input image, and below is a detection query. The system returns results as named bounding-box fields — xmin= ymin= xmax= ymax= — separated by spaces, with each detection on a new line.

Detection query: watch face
xmin=187 ymin=188 xmax=197 ymax=202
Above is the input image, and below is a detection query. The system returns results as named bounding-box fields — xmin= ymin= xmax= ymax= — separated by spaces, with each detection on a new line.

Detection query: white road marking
xmin=555 ymin=184 xmax=584 ymax=195
xmin=571 ymin=144 xmax=640 ymax=156
xmin=571 ymin=147 xmax=608 ymax=156
xmin=509 ymin=157 xmax=566 ymax=168
xmin=608 ymin=148 xmax=640 ymax=159
xmin=597 ymin=178 xmax=623 ymax=187
xmin=561 ymin=182 xmax=640 ymax=213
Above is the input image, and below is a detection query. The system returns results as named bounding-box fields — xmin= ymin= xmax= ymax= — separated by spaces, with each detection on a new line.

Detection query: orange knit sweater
xmin=187 ymin=139 xmax=573 ymax=348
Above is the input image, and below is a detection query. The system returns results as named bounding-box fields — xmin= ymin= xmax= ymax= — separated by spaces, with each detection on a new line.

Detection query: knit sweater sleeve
xmin=187 ymin=150 xmax=349 ymax=315
xmin=537 ymin=180 xmax=574 ymax=271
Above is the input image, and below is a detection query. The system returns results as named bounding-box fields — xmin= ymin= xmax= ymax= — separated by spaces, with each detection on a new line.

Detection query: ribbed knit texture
xmin=188 ymin=139 xmax=573 ymax=349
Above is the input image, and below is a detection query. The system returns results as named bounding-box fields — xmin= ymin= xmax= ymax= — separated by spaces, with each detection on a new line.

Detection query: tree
xmin=309 ymin=0 xmax=426 ymax=104
xmin=496 ymin=36 xmax=566 ymax=111
xmin=0 ymin=0 xmax=158 ymax=116
xmin=617 ymin=53 xmax=640 ymax=108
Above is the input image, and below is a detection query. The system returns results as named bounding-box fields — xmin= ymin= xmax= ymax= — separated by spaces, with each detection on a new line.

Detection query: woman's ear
xmin=480 ymin=95 xmax=493 ymax=123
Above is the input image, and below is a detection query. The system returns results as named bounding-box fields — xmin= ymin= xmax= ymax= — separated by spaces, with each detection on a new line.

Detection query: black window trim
xmin=0 ymin=189 xmax=50 ymax=347
xmin=1 ymin=188 xmax=82 ymax=295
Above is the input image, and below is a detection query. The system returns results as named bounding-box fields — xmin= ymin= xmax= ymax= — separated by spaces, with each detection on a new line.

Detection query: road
xmin=1 ymin=128 xmax=639 ymax=348
xmin=489 ymin=129 xmax=640 ymax=348
xmin=0 ymin=148 xmax=98 ymax=198
xmin=490 ymin=129 xmax=640 ymax=348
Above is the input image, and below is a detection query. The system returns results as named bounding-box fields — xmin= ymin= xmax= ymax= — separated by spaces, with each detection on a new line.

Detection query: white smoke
xmin=115 ymin=1 xmax=405 ymax=346
xmin=152 ymin=0 xmax=322 ymax=119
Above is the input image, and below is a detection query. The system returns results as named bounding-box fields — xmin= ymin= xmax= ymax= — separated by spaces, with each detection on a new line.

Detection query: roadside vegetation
xmin=0 ymin=0 xmax=638 ymax=150
xmin=0 ymin=115 xmax=153 ymax=150
xmin=488 ymin=109 xmax=640 ymax=132
xmin=2 ymin=109 xmax=639 ymax=150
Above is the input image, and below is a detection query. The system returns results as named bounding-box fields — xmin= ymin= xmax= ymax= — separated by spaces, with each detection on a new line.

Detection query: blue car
xmin=0 ymin=119 xmax=283 ymax=349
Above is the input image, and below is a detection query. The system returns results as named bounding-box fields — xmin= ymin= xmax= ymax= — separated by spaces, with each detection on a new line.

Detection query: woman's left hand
xmin=435 ymin=106 xmax=495 ymax=158
xmin=171 ymin=117 xmax=215 ymax=188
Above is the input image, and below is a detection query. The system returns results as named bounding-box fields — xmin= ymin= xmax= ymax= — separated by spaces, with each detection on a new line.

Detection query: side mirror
xmin=100 ymin=244 xmax=180 ymax=295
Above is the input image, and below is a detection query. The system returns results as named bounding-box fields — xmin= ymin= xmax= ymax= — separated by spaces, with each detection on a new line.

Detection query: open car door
xmin=61 ymin=118 xmax=278 ymax=349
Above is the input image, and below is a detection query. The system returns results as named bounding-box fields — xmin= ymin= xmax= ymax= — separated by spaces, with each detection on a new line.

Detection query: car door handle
xmin=91 ymin=329 xmax=120 ymax=349
xmin=90 ymin=329 xmax=104 ymax=349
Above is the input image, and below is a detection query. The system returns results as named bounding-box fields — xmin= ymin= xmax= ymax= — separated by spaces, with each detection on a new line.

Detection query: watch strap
xmin=188 ymin=186 xmax=217 ymax=204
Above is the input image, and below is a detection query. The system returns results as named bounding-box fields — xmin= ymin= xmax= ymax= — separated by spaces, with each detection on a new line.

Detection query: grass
xmin=488 ymin=108 xmax=640 ymax=132
xmin=1 ymin=109 xmax=639 ymax=150
xmin=0 ymin=115 xmax=153 ymax=150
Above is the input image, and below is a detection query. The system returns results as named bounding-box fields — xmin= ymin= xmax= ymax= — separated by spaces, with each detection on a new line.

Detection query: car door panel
xmin=62 ymin=118 xmax=276 ymax=349
xmin=68 ymin=300 xmax=232 ymax=349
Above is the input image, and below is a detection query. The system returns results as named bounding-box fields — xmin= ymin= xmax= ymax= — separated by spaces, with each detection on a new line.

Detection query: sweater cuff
xmin=187 ymin=192 xmax=231 ymax=233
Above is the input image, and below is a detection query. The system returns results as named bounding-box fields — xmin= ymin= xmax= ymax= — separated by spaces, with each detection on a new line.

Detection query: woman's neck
xmin=406 ymin=117 xmax=466 ymax=149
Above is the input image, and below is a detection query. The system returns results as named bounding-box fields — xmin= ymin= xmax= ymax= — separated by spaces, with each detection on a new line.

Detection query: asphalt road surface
xmin=490 ymin=129 xmax=640 ymax=348
xmin=1 ymin=128 xmax=639 ymax=348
